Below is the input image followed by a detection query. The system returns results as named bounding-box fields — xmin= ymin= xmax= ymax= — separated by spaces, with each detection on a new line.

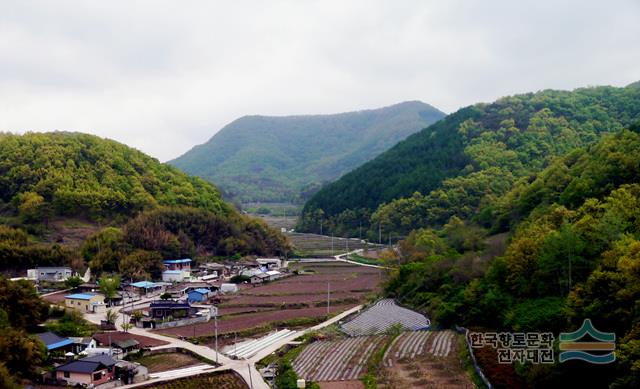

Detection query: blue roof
xmin=131 ymin=281 xmax=156 ymax=288
xmin=47 ymin=339 xmax=74 ymax=350
xmin=189 ymin=288 xmax=210 ymax=295
xmin=164 ymin=258 xmax=192 ymax=264
xmin=163 ymin=270 xmax=182 ymax=274
xmin=65 ymin=293 xmax=97 ymax=300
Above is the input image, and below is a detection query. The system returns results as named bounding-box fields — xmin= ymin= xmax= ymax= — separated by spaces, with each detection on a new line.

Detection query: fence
xmin=455 ymin=325 xmax=493 ymax=389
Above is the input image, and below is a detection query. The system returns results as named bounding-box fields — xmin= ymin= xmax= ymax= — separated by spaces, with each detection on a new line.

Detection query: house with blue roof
xmin=187 ymin=288 xmax=211 ymax=302
xmin=129 ymin=281 xmax=162 ymax=295
xmin=37 ymin=331 xmax=74 ymax=353
xmin=65 ymin=292 xmax=106 ymax=313
xmin=163 ymin=258 xmax=192 ymax=282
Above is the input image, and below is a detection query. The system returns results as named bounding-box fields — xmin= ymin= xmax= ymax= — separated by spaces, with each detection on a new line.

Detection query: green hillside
xmin=0 ymin=132 xmax=288 ymax=275
xmin=385 ymin=129 xmax=640 ymax=387
xmin=299 ymin=85 xmax=640 ymax=237
xmin=169 ymin=101 xmax=445 ymax=203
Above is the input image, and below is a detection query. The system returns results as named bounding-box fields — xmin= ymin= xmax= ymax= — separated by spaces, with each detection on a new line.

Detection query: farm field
xmin=293 ymin=335 xmax=387 ymax=381
xmin=128 ymin=352 xmax=207 ymax=373
xmin=292 ymin=330 xmax=461 ymax=384
xmin=287 ymin=232 xmax=377 ymax=257
xmin=341 ymin=299 xmax=430 ymax=336
xmin=136 ymin=371 xmax=247 ymax=389
xmin=155 ymin=262 xmax=383 ymax=339
xmin=379 ymin=330 xmax=473 ymax=388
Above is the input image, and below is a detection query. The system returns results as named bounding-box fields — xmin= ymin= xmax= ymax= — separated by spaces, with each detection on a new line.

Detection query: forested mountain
xmin=385 ymin=128 xmax=640 ymax=387
xmin=299 ymin=85 xmax=640 ymax=237
xmin=169 ymin=101 xmax=445 ymax=203
xmin=0 ymin=132 xmax=288 ymax=276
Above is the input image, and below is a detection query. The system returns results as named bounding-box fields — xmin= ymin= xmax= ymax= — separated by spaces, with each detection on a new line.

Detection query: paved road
xmin=334 ymin=249 xmax=392 ymax=269
xmin=85 ymin=257 xmax=371 ymax=388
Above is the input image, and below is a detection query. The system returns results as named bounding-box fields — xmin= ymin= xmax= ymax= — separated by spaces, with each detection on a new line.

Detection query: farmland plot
xmin=293 ymin=336 xmax=387 ymax=381
xmin=341 ymin=299 xmax=430 ymax=336
xmin=378 ymin=330 xmax=473 ymax=389
xmin=382 ymin=330 xmax=455 ymax=367
xmin=288 ymin=232 xmax=375 ymax=257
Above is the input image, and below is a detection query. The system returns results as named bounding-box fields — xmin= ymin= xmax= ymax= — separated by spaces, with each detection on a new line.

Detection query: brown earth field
xmin=155 ymin=262 xmax=384 ymax=338
xmin=156 ymin=304 xmax=356 ymax=337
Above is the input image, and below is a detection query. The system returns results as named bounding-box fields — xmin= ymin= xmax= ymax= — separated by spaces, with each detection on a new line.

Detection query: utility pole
xmin=327 ymin=281 xmax=331 ymax=317
xmin=214 ymin=310 xmax=219 ymax=364
xmin=331 ymin=235 xmax=334 ymax=255
xmin=378 ymin=222 xmax=381 ymax=244
xmin=320 ymin=218 xmax=323 ymax=235
xmin=247 ymin=363 xmax=254 ymax=389
xmin=359 ymin=221 xmax=362 ymax=240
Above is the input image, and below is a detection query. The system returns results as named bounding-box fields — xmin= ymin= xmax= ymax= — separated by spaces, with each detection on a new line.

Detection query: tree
xmin=65 ymin=276 xmax=83 ymax=289
xmin=105 ymin=309 xmax=118 ymax=325
xmin=159 ymin=292 xmax=172 ymax=301
xmin=99 ymin=275 xmax=121 ymax=306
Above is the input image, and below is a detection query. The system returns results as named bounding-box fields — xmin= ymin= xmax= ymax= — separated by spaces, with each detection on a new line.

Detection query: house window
xmin=64 ymin=371 xmax=70 ymax=378
xmin=93 ymin=372 xmax=102 ymax=381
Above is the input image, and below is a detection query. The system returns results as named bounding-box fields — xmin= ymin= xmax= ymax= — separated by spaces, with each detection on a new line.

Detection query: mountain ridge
xmin=169 ymin=101 xmax=445 ymax=203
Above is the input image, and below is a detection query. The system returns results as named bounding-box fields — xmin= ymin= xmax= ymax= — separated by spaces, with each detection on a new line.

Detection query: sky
xmin=1 ymin=1 xmax=639 ymax=162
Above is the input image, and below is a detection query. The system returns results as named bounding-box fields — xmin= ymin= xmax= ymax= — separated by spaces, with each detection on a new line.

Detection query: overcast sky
xmin=1 ymin=1 xmax=639 ymax=161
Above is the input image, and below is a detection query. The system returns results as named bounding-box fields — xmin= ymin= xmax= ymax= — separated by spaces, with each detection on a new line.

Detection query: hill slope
xmin=0 ymin=132 xmax=288 ymax=275
xmin=299 ymin=85 xmax=640 ymax=236
xmin=169 ymin=101 xmax=445 ymax=203
xmin=385 ymin=129 xmax=640 ymax=387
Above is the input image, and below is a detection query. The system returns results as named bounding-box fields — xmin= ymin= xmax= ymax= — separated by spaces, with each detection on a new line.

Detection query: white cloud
xmin=1 ymin=0 xmax=638 ymax=161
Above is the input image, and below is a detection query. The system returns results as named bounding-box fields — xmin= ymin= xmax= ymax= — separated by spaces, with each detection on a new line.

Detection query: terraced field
xmin=155 ymin=262 xmax=382 ymax=338
xmin=288 ymin=232 xmax=377 ymax=257
xmin=341 ymin=299 xmax=430 ymax=336
xmin=382 ymin=330 xmax=455 ymax=367
xmin=136 ymin=371 xmax=247 ymax=388
xmin=293 ymin=336 xmax=387 ymax=381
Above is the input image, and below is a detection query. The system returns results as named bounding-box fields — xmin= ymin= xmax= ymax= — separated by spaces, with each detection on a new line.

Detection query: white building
xmin=162 ymin=270 xmax=186 ymax=282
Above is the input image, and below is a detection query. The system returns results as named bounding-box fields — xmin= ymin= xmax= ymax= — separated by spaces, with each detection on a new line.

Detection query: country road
xmin=84 ymin=279 xmax=364 ymax=388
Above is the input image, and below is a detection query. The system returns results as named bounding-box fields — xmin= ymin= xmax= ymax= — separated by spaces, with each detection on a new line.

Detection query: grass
xmin=459 ymin=335 xmax=489 ymax=389
xmin=362 ymin=332 xmax=400 ymax=389
xmin=348 ymin=253 xmax=388 ymax=266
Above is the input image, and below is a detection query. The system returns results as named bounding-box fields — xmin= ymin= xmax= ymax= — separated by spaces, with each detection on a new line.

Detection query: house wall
xmin=56 ymin=369 xmax=112 ymax=386
xmin=65 ymin=295 xmax=105 ymax=313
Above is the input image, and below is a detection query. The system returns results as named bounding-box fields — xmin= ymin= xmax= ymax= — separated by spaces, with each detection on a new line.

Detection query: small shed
xmin=187 ymin=288 xmax=210 ymax=302
xmin=220 ymin=283 xmax=239 ymax=294
xmin=250 ymin=273 xmax=270 ymax=285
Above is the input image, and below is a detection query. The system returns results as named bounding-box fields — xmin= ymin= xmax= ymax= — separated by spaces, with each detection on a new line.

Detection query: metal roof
xmin=163 ymin=270 xmax=183 ymax=274
xmin=82 ymin=354 xmax=117 ymax=367
xmin=190 ymin=288 xmax=210 ymax=295
xmin=64 ymin=293 xmax=97 ymax=300
xmin=131 ymin=281 xmax=157 ymax=288
xmin=163 ymin=258 xmax=192 ymax=264
xmin=57 ymin=360 xmax=105 ymax=373
xmin=37 ymin=332 xmax=74 ymax=350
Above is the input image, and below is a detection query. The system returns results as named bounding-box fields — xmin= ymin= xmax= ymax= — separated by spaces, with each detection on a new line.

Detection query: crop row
xmin=341 ymin=299 xmax=430 ymax=336
xmin=383 ymin=330 xmax=455 ymax=367
xmin=293 ymin=336 xmax=386 ymax=381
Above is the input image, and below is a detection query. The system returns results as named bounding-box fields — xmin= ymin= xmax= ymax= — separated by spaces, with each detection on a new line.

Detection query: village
xmin=27 ymin=256 xmax=293 ymax=387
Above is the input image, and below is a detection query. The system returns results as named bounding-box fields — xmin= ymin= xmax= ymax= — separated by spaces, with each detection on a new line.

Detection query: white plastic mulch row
xmin=293 ymin=336 xmax=385 ymax=381
xmin=224 ymin=329 xmax=296 ymax=359
xmin=384 ymin=330 xmax=455 ymax=367
xmin=340 ymin=299 xmax=430 ymax=336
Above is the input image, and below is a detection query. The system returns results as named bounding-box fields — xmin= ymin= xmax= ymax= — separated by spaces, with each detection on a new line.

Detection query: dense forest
xmin=385 ymin=129 xmax=640 ymax=387
xmin=0 ymin=132 xmax=289 ymax=276
xmin=299 ymin=85 xmax=640 ymax=238
xmin=170 ymin=101 xmax=444 ymax=204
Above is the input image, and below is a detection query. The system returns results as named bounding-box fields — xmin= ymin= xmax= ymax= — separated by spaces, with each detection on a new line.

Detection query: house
xmin=65 ymin=293 xmax=106 ymax=314
xmin=36 ymin=332 xmax=74 ymax=353
xmin=77 ymin=283 xmax=99 ymax=293
xmin=149 ymin=301 xmax=196 ymax=320
xmin=129 ymin=281 xmax=162 ymax=295
xmin=27 ymin=266 xmax=73 ymax=282
xmin=69 ymin=337 xmax=97 ymax=354
xmin=56 ymin=355 xmax=116 ymax=386
xmin=220 ymin=283 xmax=239 ymax=294
xmin=187 ymin=288 xmax=210 ymax=302
xmin=162 ymin=270 xmax=185 ymax=282
xmin=250 ymin=273 xmax=270 ymax=285
xmin=199 ymin=262 xmax=226 ymax=277
xmin=163 ymin=258 xmax=192 ymax=275
xmin=256 ymin=258 xmax=282 ymax=269
xmin=265 ymin=270 xmax=282 ymax=281
xmin=113 ymin=339 xmax=140 ymax=353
